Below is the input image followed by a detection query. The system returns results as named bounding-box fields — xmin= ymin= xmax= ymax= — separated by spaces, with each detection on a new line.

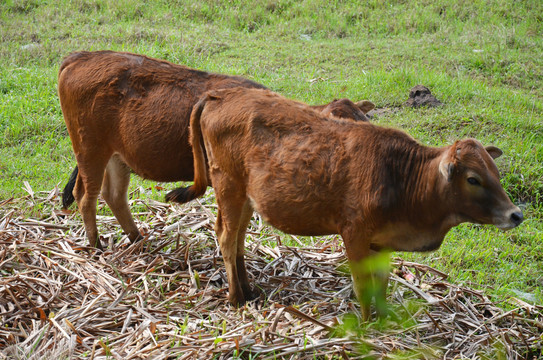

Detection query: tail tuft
xmin=165 ymin=186 xmax=203 ymax=204
xmin=166 ymin=92 xmax=213 ymax=205
xmin=62 ymin=166 xmax=78 ymax=209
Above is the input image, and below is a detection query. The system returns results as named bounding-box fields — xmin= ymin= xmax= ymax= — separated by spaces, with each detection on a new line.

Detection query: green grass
xmin=0 ymin=0 xmax=542 ymax=309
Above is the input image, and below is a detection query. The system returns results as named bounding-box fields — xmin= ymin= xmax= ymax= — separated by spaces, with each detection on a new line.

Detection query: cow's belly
xmin=108 ymin=91 xmax=197 ymax=182
xmin=244 ymin=147 xmax=347 ymax=236
xmin=247 ymin=195 xmax=339 ymax=236
xmin=114 ymin=142 xmax=195 ymax=183
xmin=108 ymin=118 xmax=194 ymax=182
xmin=128 ymin=157 xmax=195 ymax=182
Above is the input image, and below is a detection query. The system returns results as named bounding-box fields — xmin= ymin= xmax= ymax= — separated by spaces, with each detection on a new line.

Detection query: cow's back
xmin=199 ymin=89 xmax=374 ymax=235
xmin=58 ymin=51 xmax=264 ymax=182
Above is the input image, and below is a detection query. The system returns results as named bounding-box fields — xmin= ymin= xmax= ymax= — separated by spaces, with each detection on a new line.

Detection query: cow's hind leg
xmin=213 ymin=182 xmax=248 ymax=307
xmin=101 ymin=155 xmax=141 ymax=243
xmin=74 ymin=156 xmax=109 ymax=250
xmin=235 ymin=200 xmax=258 ymax=300
xmin=216 ymin=205 xmax=259 ymax=300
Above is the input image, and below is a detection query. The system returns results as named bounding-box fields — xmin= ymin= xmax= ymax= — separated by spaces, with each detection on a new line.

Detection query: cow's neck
xmin=403 ymin=144 xmax=458 ymax=223
xmin=373 ymin=143 xmax=460 ymax=251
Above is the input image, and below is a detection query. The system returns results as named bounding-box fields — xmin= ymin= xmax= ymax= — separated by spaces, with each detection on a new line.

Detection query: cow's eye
xmin=467 ymin=177 xmax=480 ymax=186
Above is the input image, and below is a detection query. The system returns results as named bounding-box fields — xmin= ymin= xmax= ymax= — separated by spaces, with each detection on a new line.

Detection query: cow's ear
xmin=439 ymin=144 xmax=458 ymax=182
xmin=439 ymin=159 xmax=455 ymax=182
xmin=485 ymin=146 xmax=503 ymax=160
xmin=355 ymin=100 xmax=375 ymax=114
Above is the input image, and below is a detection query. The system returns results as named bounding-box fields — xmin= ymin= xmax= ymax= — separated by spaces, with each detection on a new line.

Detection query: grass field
xmin=1 ymin=0 xmax=542 ymax=356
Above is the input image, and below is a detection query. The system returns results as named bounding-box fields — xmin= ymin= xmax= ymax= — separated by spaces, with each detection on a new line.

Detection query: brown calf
xmin=58 ymin=50 xmax=374 ymax=249
xmin=169 ymin=87 xmax=523 ymax=316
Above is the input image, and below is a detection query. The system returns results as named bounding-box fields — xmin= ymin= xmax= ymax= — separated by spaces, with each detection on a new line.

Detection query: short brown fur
xmin=173 ymin=87 xmax=523 ymax=315
xmin=58 ymin=51 xmax=374 ymax=249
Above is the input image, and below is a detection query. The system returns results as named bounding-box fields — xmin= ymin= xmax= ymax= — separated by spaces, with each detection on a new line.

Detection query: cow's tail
xmin=59 ymin=53 xmax=86 ymax=210
xmin=166 ymin=94 xmax=212 ymax=204
xmin=62 ymin=166 xmax=78 ymax=209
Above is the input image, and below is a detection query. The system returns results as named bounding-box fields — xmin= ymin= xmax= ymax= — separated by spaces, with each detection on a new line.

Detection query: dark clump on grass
xmin=404 ymin=85 xmax=443 ymax=108
xmin=0 ymin=189 xmax=542 ymax=359
xmin=365 ymin=85 xmax=443 ymax=119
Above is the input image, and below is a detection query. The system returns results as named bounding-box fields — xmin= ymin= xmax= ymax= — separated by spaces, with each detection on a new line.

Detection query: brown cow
xmin=58 ymin=50 xmax=374 ymax=249
xmin=168 ymin=87 xmax=523 ymax=316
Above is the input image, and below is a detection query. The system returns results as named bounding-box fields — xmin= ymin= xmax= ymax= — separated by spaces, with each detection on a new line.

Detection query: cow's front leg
xmin=370 ymin=250 xmax=390 ymax=317
xmin=342 ymin=228 xmax=389 ymax=320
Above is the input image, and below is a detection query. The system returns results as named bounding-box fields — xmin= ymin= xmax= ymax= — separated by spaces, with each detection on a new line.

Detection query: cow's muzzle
xmin=495 ymin=206 xmax=523 ymax=230
xmin=509 ymin=210 xmax=524 ymax=227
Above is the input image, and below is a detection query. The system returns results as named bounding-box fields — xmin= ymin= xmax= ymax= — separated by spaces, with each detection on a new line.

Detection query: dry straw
xmin=0 ymin=187 xmax=541 ymax=359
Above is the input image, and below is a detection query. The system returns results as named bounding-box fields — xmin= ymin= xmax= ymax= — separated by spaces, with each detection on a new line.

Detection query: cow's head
xmin=321 ymin=99 xmax=374 ymax=122
xmin=439 ymin=139 xmax=523 ymax=230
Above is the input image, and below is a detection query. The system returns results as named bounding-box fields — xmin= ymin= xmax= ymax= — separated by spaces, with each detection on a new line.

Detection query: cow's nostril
xmin=510 ymin=211 xmax=524 ymax=226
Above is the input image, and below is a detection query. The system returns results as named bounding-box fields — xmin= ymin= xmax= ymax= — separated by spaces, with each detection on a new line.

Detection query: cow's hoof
xmin=243 ymin=286 xmax=263 ymax=302
xmin=228 ymin=293 xmax=246 ymax=308
xmin=129 ymin=232 xmax=144 ymax=243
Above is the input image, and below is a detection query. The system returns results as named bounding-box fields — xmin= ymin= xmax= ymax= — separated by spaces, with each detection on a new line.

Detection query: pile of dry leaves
xmin=0 ymin=186 xmax=541 ymax=359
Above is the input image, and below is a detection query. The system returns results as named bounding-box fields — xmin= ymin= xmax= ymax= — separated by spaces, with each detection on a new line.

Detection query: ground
xmin=0 ymin=0 xmax=542 ymax=358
